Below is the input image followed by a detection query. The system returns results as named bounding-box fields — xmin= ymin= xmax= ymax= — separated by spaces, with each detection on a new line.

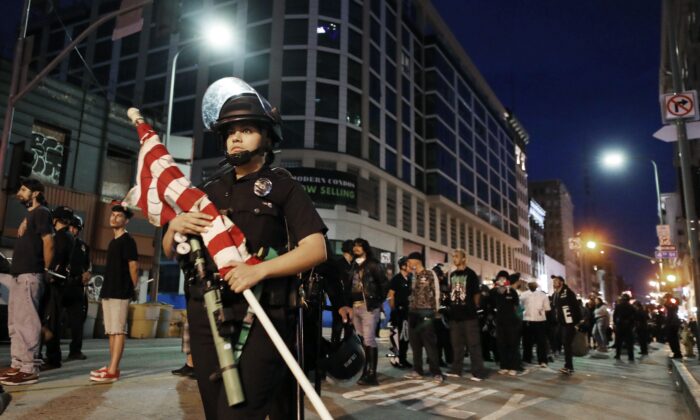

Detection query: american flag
xmin=123 ymin=120 xmax=261 ymax=276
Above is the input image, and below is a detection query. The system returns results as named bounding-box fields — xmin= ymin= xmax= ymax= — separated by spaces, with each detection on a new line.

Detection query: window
xmin=282 ymin=50 xmax=307 ymax=77
xmin=284 ymin=19 xmax=308 ymax=45
xmin=489 ymin=237 xmax=495 ymax=263
xmin=281 ymin=81 xmax=306 ymax=115
xmin=348 ymin=29 xmax=363 ymax=59
xmin=319 ymin=0 xmax=341 ymax=18
xmin=247 ymin=0 xmax=272 ymax=23
xmin=346 ymin=127 xmax=362 ymax=157
xmin=348 ymin=59 xmax=362 ymax=88
xmin=246 ymin=23 xmax=272 ymax=52
xmin=349 ymin=1 xmax=363 ymax=29
xmin=171 ymin=99 xmax=195 ymax=132
xmin=385 ymin=115 xmax=397 ymax=149
xmin=29 ymin=121 xmax=69 ymax=186
xmin=459 ymin=222 xmax=466 ymax=249
xmin=440 ymin=212 xmax=447 ymax=246
xmin=346 ymin=89 xmax=362 ymax=127
xmin=143 ymin=77 xmax=165 ymax=103
xmin=316 ymin=51 xmax=339 ymax=80
xmin=386 ymin=149 xmax=396 ymax=176
xmin=468 ymin=226 xmax=474 ymax=256
xmin=369 ymin=73 xmax=381 ymax=101
xmin=283 ymin=120 xmax=305 ymax=148
xmin=102 ymin=145 xmax=135 ymax=199
xmin=118 ymin=58 xmax=137 ymax=82
xmin=429 ymin=207 xmax=437 ymax=242
xmin=314 ymin=122 xmax=338 ymax=151
xmin=369 ymin=139 xmax=380 ymax=166
xmin=387 ymin=185 xmax=397 ymax=227
xmin=315 ymin=83 xmax=339 ymax=118
xmin=402 ymin=191 xmax=412 ymax=232
xmin=244 ymin=53 xmax=269 ymax=82
xmin=417 ymin=200 xmax=425 ymax=237
xmin=317 ymin=21 xmax=341 ymax=49
xmin=369 ymin=103 xmax=380 ymax=137
xmin=209 ymin=61 xmax=234 ymax=84
xmin=316 ymin=159 xmax=336 ymax=170
xmin=147 ymin=50 xmax=169 ymax=75
xmin=174 ymin=70 xmax=197 ymax=97
xmin=476 ymin=230 xmax=482 ymax=259
xmin=285 ymin=0 xmax=309 ymax=14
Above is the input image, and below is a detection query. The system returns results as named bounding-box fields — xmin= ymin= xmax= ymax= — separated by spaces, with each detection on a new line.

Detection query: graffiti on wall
xmin=30 ymin=122 xmax=68 ymax=185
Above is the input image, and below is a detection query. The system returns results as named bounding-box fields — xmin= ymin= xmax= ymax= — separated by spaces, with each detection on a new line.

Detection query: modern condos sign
xmin=288 ymin=168 xmax=357 ymax=208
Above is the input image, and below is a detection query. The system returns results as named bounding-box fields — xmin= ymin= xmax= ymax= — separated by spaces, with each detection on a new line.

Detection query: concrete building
xmin=543 ymin=254 xmax=565 ymax=293
xmin=25 ymin=0 xmax=530 ymax=282
xmin=529 ymin=180 xmax=579 ymax=291
xmin=529 ymin=199 xmax=546 ymax=286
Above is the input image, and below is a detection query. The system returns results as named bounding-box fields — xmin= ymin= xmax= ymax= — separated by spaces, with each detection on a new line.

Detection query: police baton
xmin=241 ymin=289 xmax=333 ymax=420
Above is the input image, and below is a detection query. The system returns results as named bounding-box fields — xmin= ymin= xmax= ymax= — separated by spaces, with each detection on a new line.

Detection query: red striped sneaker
xmin=90 ymin=370 xmax=120 ymax=383
xmin=0 ymin=367 xmax=20 ymax=380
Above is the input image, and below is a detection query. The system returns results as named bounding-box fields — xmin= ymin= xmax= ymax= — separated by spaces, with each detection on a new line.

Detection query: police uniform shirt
xmin=51 ymin=226 xmax=75 ymax=278
xmin=389 ymin=272 xmax=411 ymax=310
xmin=203 ymin=167 xmax=328 ymax=300
xmin=69 ymin=238 xmax=90 ymax=278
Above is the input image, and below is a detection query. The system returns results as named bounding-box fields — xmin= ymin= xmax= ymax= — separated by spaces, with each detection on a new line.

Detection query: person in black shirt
xmin=43 ymin=206 xmax=76 ymax=369
xmin=328 ymin=239 xmax=353 ymax=345
xmin=664 ymin=293 xmax=683 ymax=359
xmin=0 ymin=179 xmax=53 ymax=386
xmin=551 ymin=275 xmax=582 ymax=374
xmin=161 ymin=78 xmax=327 ymax=419
xmin=633 ymin=300 xmax=649 ymax=356
xmin=445 ymin=249 xmax=485 ymax=381
xmin=613 ymin=293 xmax=636 ymax=361
xmin=64 ymin=214 xmax=91 ymax=360
xmin=387 ymin=256 xmax=411 ymax=368
xmin=492 ymin=270 xmax=522 ymax=375
xmin=90 ymin=205 xmax=138 ymax=383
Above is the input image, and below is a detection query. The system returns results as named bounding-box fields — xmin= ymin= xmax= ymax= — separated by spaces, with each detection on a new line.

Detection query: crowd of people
xmin=0 ymin=178 xmax=139 ymax=385
xmin=324 ymin=237 xmax=695 ymax=385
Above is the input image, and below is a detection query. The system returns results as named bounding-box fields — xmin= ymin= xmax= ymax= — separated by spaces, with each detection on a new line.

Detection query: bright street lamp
xmin=667 ymin=274 xmax=677 ymax=282
xmin=166 ymin=19 xmax=236 ymax=146
xmin=586 ymin=240 xmax=597 ymax=249
xmin=598 ymin=149 xmax=663 ymax=225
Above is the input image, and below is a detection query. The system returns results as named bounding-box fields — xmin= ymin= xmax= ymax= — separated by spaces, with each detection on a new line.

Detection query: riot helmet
xmin=202 ymin=77 xmax=283 ymax=166
xmin=52 ymin=206 xmax=74 ymax=224
xmin=70 ymin=214 xmax=84 ymax=230
xmin=322 ymin=324 xmax=365 ymax=380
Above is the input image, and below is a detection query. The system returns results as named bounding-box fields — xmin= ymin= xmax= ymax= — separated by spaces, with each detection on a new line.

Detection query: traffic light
xmin=6 ymin=141 xmax=34 ymax=193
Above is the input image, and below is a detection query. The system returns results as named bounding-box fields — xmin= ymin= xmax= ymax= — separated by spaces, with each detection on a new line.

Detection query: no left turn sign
xmin=661 ymin=90 xmax=699 ymax=122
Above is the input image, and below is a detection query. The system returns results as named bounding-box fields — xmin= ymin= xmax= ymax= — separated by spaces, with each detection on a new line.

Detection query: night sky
xmin=0 ymin=1 xmax=677 ymax=294
xmin=432 ymin=0 xmax=676 ymax=294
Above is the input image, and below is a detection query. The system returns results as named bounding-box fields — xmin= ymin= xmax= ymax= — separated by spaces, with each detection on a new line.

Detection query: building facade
xmin=27 ymin=0 xmax=530 ymax=280
xmin=529 ymin=180 xmax=579 ymax=291
xmin=529 ymin=198 xmax=546 ymax=286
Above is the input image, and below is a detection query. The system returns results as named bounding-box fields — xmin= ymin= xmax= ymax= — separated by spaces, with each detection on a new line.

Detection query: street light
xmin=586 ymin=240 xmax=597 ymax=250
xmin=165 ymin=19 xmax=236 ymax=147
xmin=667 ymin=274 xmax=677 ymax=282
xmin=599 ymin=150 xmax=663 ymax=225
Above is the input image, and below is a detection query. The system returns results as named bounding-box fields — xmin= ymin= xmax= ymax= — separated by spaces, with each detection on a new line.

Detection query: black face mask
xmin=224 ymin=148 xmax=265 ymax=167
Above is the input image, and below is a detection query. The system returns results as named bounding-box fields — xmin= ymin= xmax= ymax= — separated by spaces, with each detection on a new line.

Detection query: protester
xmin=520 ymin=280 xmax=550 ymax=367
xmin=664 ymin=294 xmax=683 ymax=359
xmin=0 ymin=179 xmax=53 ymax=386
xmin=403 ymin=252 xmax=443 ymax=383
xmin=479 ymin=283 xmax=499 ymax=363
xmin=592 ymin=297 xmax=610 ymax=353
xmin=90 ymin=204 xmax=139 ymax=383
xmin=551 ymin=275 xmax=581 ymax=375
xmin=432 ymin=263 xmax=452 ymax=368
xmin=344 ymin=238 xmax=388 ymax=386
xmin=492 ymin=270 xmax=522 ymax=376
xmin=633 ymin=300 xmax=649 ymax=357
xmin=444 ymin=249 xmax=486 ymax=381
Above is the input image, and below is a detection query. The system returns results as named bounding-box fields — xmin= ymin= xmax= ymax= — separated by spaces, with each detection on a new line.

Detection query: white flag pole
xmin=242 ymin=289 xmax=333 ymax=420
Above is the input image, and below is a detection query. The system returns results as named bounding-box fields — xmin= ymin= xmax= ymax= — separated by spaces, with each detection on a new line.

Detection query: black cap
xmin=551 ymin=275 xmax=565 ymax=282
xmin=496 ymin=270 xmax=510 ymax=279
xmin=52 ymin=206 xmax=74 ymax=222
xmin=111 ymin=204 xmax=134 ymax=219
xmin=20 ymin=178 xmax=44 ymax=193
xmin=70 ymin=214 xmax=83 ymax=230
xmin=397 ymin=256 xmax=408 ymax=268
xmin=407 ymin=252 xmax=423 ymax=261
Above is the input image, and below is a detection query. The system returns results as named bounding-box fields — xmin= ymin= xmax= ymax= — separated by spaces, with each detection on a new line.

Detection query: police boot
xmin=356 ymin=346 xmax=370 ymax=384
xmin=358 ymin=347 xmax=379 ymax=386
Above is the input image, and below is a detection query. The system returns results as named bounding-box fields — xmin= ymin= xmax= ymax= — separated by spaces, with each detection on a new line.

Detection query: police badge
xmin=254 ymin=178 xmax=272 ymax=197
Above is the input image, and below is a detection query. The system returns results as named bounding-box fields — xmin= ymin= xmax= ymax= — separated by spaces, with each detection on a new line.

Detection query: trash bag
xmin=572 ymin=328 xmax=589 ymax=357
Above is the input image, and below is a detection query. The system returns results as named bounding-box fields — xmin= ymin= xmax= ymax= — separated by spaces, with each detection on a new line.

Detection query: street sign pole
xmin=665 ymin=0 xmax=700 ymax=359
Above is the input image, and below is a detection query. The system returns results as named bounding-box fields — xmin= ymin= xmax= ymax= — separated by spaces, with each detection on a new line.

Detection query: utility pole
xmin=664 ymin=0 xmax=700 ymax=359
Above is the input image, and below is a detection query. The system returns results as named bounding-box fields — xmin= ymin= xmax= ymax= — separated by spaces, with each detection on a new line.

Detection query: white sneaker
xmin=432 ymin=374 xmax=444 ymax=384
xmin=444 ymin=372 xmax=461 ymax=378
xmin=497 ymin=369 xmax=508 ymax=375
xmin=507 ymin=370 xmax=517 ymax=376
xmin=539 ymin=363 xmax=548 ymax=368
xmin=469 ymin=375 xmax=484 ymax=382
xmin=403 ymin=371 xmax=423 ymax=380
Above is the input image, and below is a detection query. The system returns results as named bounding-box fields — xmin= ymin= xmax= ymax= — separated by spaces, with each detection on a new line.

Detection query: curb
xmin=670 ymin=358 xmax=700 ymax=419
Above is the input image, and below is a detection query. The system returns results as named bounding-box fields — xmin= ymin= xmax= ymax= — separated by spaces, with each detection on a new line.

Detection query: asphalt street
xmin=0 ymin=336 xmax=690 ymax=419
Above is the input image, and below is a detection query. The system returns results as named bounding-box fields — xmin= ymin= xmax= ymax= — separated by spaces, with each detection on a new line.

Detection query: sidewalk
xmin=670 ymin=355 xmax=700 ymax=420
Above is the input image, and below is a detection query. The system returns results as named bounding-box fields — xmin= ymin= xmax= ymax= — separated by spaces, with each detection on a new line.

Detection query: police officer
xmin=43 ymin=205 xmax=76 ymax=369
xmin=64 ymin=215 xmax=91 ymax=360
xmin=162 ymin=77 xmax=327 ymax=419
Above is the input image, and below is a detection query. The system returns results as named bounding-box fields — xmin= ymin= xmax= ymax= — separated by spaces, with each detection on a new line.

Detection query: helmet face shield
xmin=202 ymin=78 xmax=281 ymax=139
